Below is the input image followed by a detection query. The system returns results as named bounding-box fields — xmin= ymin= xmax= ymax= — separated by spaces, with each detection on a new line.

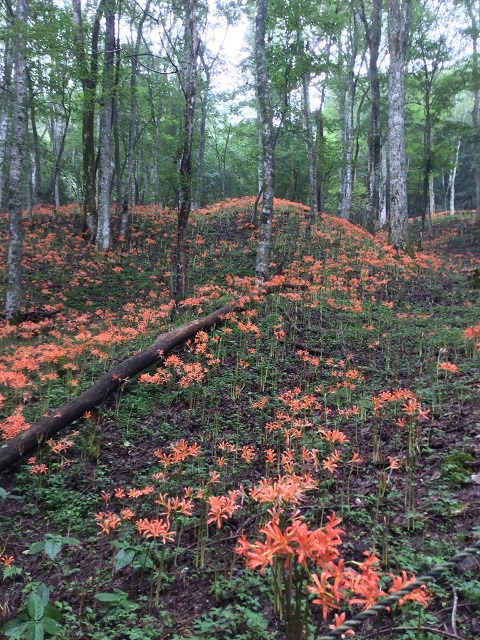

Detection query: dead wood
xmin=0 ymin=288 xmax=278 ymax=473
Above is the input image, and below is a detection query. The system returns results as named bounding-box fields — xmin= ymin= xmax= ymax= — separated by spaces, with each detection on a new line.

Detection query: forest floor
xmin=0 ymin=199 xmax=479 ymax=640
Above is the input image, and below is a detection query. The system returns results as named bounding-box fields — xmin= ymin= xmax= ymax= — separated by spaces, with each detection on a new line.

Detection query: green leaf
xmin=28 ymin=542 xmax=46 ymax=555
xmin=27 ymin=593 xmax=45 ymax=622
xmin=114 ymin=548 xmax=136 ymax=572
xmin=44 ymin=539 xmax=62 ymax=561
xmin=59 ymin=536 xmax=80 ymax=546
xmin=43 ymin=605 xmax=61 ymax=622
xmin=41 ymin=617 xmax=62 ymax=635
xmin=133 ymin=552 xmax=154 ymax=570
xmin=3 ymin=618 xmax=29 ymax=636
xmin=35 ymin=584 xmax=50 ymax=606
xmin=26 ymin=621 xmax=44 ymax=640
xmin=95 ymin=592 xmax=122 ymax=603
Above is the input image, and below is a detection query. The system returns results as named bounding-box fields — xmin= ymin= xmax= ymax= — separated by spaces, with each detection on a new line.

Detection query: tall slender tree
xmin=5 ymin=0 xmax=29 ymax=324
xmin=254 ymin=0 xmax=275 ymax=282
xmin=72 ymin=0 xmax=105 ymax=239
xmin=96 ymin=0 xmax=116 ymax=251
xmin=465 ymin=0 xmax=480 ymax=223
xmin=120 ymin=0 xmax=151 ymax=240
xmin=359 ymin=0 xmax=382 ymax=232
xmin=388 ymin=0 xmax=412 ymax=251
xmin=0 ymin=30 xmax=13 ymax=212
xmin=174 ymin=0 xmax=199 ymax=300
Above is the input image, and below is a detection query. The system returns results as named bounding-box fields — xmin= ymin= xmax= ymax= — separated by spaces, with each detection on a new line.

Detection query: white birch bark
xmin=450 ymin=139 xmax=461 ymax=214
xmin=468 ymin=1 xmax=480 ymax=224
xmin=301 ymin=73 xmax=318 ymax=225
xmin=339 ymin=12 xmax=359 ymax=221
xmin=379 ymin=140 xmax=387 ymax=227
xmin=254 ymin=0 xmax=275 ymax=282
xmin=360 ymin=0 xmax=382 ymax=232
xmin=0 ymin=43 xmax=13 ymax=212
xmin=96 ymin=1 xmax=115 ymax=251
xmin=5 ymin=0 xmax=29 ymax=323
xmin=428 ymin=172 xmax=434 ymax=233
xmin=388 ymin=0 xmax=412 ymax=251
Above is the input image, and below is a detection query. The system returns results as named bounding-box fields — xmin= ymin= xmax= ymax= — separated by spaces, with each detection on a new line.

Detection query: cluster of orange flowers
xmin=236 ymin=512 xmax=429 ymax=621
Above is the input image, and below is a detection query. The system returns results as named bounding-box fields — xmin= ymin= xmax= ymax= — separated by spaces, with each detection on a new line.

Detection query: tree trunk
xmin=420 ymin=86 xmax=432 ymax=243
xmin=469 ymin=1 xmax=480 ymax=224
xmin=254 ymin=0 xmax=275 ymax=282
xmin=96 ymin=0 xmax=116 ymax=251
xmin=301 ymin=73 xmax=318 ymax=226
xmin=50 ymin=105 xmax=71 ymax=213
xmin=388 ymin=0 xmax=412 ymax=251
xmin=338 ymin=12 xmax=359 ymax=222
xmin=337 ymin=33 xmax=346 ymax=218
xmin=72 ymin=0 xmax=105 ymax=240
xmin=194 ymin=45 xmax=210 ymax=211
xmin=360 ymin=0 xmax=382 ymax=232
xmin=0 ymin=42 xmax=13 ymax=212
xmin=5 ymin=0 xmax=29 ymax=324
xmin=341 ymin=11 xmax=359 ymax=221
xmin=120 ymin=0 xmax=150 ymax=239
xmin=257 ymin=110 xmax=264 ymax=196
xmin=27 ymin=70 xmax=42 ymax=204
xmin=113 ymin=33 xmax=122 ymax=213
xmin=379 ymin=140 xmax=387 ymax=227
xmin=449 ymin=139 xmax=461 ymax=214
xmin=428 ymin=171 xmax=434 ymax=233
xmin=174 ymin=0 xmax=199 ymax=301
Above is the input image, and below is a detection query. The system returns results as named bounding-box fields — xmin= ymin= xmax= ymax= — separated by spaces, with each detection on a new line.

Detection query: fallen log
xmin=0 ymin=290 xmax=272 ymax=473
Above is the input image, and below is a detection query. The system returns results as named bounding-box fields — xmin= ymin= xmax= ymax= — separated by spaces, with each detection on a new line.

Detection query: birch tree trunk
xmin=301 ymin=73 xmax=318 ymax=227
xmin=360 ymin=0 xmax=382 ymax=232
xmin=337 ymin=33 xmax=346 ymax=218
xmin=338 ymin=12 xmax=359 ymax=222
xmin=428 ymin=172 xmax=435 ymax=231
xmin=5 ymin=0 xmax=29 ymax=324
xmin=254 ymin=0 xmax=275 ymax=282
xmin=27 ymin=70 xmax=42 ymax=204
xmin=113 ymin=32 xmax=122 ymax=213
xmin=174 ymin=0 xmax=199 ymax=300
xmin=194 ymin=85 xmax=208 ymax=211
xmin=468 ymin=1 xmax=480 ymax=224
xmin=120 ymin=0 xmax=150 ymax=239
xmin=49 ymin=102 xmax=71 ymax=212
xmin=0 ymin=43 xmax=13 ymax=212
xmin=449 ymin=139 xmax=461 ymax=214
xmin=379 ymin=140 xmax=387 ymax=227
xmin=388 ymin=0 xmax=412 ymax=251
xmin=96 ymin=0 xmax=116 ymax=251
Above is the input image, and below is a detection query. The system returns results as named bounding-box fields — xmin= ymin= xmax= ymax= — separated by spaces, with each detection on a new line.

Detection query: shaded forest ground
xmin=0 ymin=199 xmax=479 ymax=639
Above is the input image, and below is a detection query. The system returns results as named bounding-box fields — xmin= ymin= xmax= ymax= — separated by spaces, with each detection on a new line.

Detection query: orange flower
xmin=389 ymin=571 xmax=430 ymax=606
xmin=0 ymin=554 xmax=14 ymax=567
xmin=264 ymin=449 xmax=276 ymax=464
xmin=95 ymin=511 xmax=121 ymax=534
xmin=349 ymin=452 xmax=362 ymax=465
xmin=241 ymin=446 xmax=257 ymax=463
xmin=136 ymin=518 xmax=174 ymax=543
xmin=439 ymin=362 xmax=458 ymax=374
xmin=308 ymin=571 xmax=339 ymax=620
xmin=207 ymin=492 xmax=240 ymax=529
xmin=329 ymin=612 xmax=355 ymax=636
xmin=29 ymin=464 xmax=48 ymax=474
